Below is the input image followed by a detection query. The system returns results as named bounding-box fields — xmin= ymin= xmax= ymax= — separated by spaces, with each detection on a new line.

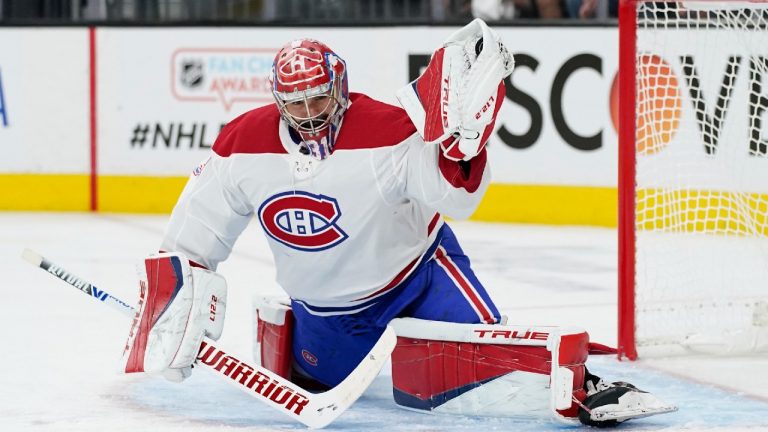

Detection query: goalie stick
xmin=21 ymin=248 xmax=396 ymax=429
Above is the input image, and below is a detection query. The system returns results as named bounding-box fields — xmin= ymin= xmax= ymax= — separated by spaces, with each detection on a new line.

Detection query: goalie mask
xmin=270 ymin=39 xmax=349 ymax=160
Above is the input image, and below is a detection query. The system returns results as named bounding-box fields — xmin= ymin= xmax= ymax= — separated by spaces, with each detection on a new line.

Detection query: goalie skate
xmin=579 ymin=379 xmax=677 ymax=427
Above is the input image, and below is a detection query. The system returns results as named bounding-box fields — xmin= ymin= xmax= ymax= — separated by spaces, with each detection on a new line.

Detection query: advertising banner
xmin=2 ymin=24 xmax=764 ymax=222
xmin=637 ymin=29 xmax=768 ymax=193
xmin=96 ymin=27 xmax=619 ymax=188
xmin=0 ymin=29 xmax=89 ymax=173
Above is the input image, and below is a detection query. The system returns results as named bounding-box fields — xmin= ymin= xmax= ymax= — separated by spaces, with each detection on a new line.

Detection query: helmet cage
xmin=274 ymin=78 xmax=342 ymax=136
xmin=271 ymin=42 xmax=349 ymax=160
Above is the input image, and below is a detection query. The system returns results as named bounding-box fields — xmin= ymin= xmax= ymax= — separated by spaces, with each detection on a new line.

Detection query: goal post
xmin=618 ymin=0 xmax=768 ymax=360
xmin=618 ymin=0 xmax=637 ymax=361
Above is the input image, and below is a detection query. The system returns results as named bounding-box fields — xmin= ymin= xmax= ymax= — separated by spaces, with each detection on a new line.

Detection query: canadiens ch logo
xmin=301 ymin=349 xmax=318 ymax=366
xmin=258 ymin=191 xmax=348 ymax=252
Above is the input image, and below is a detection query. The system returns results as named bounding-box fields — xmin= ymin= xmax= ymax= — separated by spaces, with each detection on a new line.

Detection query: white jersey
xmin=161 ymin=93 xmax=491 ymax=312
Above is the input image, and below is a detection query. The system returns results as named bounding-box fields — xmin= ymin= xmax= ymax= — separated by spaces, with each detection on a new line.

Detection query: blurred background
xmin=0 ymin=0 xmax=621 ymax=224
xmin=0 ymin=0 xmax=617 ymax=23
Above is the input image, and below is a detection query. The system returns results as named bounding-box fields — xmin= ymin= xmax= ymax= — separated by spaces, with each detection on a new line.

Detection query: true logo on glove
xmin=441 ymin=76 xmax=450 ymax=129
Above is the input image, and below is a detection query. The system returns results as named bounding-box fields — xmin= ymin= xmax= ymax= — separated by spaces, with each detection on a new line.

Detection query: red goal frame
xmin=617 ymin=0 xmax=638 ymax=361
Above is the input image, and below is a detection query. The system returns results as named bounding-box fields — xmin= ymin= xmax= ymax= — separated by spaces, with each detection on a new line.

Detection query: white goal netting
xmin=633 ymin=0 xmax=768 ymax=355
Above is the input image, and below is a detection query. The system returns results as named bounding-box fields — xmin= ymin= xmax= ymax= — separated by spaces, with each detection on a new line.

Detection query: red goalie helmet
xmin=270 ymin=39 xmax=349 ymax=160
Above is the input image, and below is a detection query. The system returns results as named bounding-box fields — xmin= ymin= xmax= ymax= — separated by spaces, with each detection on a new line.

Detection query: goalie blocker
xmin=255 ymin=298 xmax=676 ymax=426
xmin=122 ymin=252 xmax=228 ymax=382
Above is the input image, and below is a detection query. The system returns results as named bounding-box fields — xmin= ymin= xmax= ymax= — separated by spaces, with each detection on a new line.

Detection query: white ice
xmin=1 ymin=212 xmax=767 ymax=431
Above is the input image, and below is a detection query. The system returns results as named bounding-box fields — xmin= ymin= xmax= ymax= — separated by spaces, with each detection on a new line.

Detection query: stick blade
xmin=22 ymin=248 xmax=43 ymax=267
xmin=307 ymin=325 xmax=397 ymax=428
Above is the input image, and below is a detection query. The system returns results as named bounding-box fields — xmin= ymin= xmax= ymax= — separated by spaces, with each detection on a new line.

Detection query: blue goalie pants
xmin=290 ymin=224 xmax=502 ymax=387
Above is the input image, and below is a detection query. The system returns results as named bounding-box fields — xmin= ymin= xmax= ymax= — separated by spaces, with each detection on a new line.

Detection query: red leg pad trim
xmin=256 ymin=309 xmax=294 ymax=379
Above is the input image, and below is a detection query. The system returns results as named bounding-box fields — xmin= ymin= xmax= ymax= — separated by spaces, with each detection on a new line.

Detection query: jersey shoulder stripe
xmin=334 ymin=93 xmax=418 ymax=151
xmin=213 ymin=104 xmax=286 ymax=157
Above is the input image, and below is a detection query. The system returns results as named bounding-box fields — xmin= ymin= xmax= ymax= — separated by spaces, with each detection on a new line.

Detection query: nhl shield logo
xmin=180 ymin=59 xmax=204 ymax=88
xmin=258 ymin=191 xmax=348 ymax=252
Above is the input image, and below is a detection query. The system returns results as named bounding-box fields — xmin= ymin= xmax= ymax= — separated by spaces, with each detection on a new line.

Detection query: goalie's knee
xmin=389 ymin=318 xmax=589 ymax=420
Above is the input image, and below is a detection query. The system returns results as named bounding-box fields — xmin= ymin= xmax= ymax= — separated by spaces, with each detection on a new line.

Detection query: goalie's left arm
xmin=395 ymin=19 xmax=512 ymax=219
xmin=399 ymin=138 xmax=491 ymax=220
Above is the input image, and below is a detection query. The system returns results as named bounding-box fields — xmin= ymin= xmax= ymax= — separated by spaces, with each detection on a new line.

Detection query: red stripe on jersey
xmin=214 ymin=93 xmax=416 ymax=157
xmin=333 ymin=94 xmax=417 ymax=151
xmin=213 ymin=104 xmax=287 ymax=157
xmin=434 ymin=246 xmax=496 ymax=324
xmin=356 ymin=256 xmax=420 ymax=301
xmin=427 ymin=213 xmax=441 ymax=236
xmin=354 ymin=221 xmax=444 ymax=303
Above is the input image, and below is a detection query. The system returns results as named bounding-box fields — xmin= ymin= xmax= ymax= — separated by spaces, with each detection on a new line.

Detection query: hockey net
xmin=619 ymin=0 xmax=768 ymax=359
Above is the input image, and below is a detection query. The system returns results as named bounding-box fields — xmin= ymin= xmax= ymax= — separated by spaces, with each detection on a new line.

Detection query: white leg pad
xmin=389 ymin=318 xmax=589 ymax=421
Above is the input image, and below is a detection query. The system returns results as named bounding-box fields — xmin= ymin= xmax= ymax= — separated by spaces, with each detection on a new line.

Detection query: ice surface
xmin=1 ymin=212 xmax=767 ymax=431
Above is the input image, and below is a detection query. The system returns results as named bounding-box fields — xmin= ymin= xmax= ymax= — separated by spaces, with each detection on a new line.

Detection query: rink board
xmin=0 ymin=26 xmax=620 ymax=224
xmin=3 ymin=25 xmax=766 ymax=228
